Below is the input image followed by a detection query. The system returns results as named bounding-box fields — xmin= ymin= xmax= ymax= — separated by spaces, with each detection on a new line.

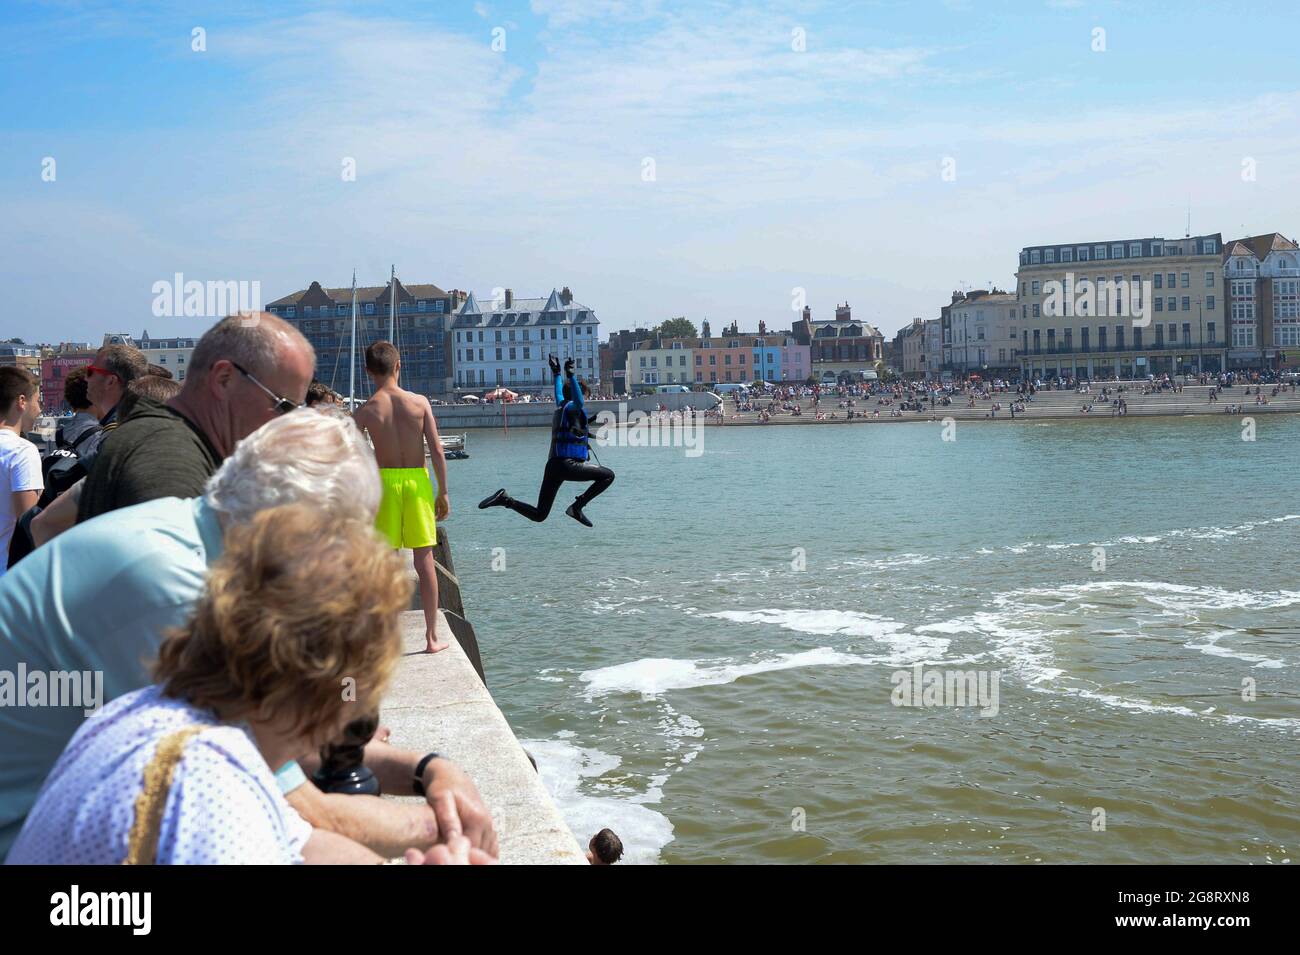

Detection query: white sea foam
xmin=580 ymin=647 xmax=872 ymax=698
xmin=1184 ymin=630 xmax=1285 ymax=669
xmin=833 ymin=553 xmax=942 ymax=572
xmin=520 ymin=736 xmax=676 ymax=865
xmin=1085 ymin=513 xmax=1300 ymax=549
xmin=1051 ymin=686 xmax=1300 ymax=732
xmin=1003 ymin=579 xmax=1300 ymax=615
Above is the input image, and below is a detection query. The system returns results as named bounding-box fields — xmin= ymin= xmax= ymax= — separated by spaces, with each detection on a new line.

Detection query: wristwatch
xmin=412 ymin=752 xmax=441 ymax=796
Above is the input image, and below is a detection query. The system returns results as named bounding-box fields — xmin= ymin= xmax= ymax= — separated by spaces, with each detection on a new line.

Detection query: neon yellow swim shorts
xmin=375 ymin=467 xmax=437 ymax=549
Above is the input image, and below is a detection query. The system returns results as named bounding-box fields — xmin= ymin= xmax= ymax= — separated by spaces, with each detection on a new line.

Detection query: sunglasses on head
xmin=230 ymin=362 xmax=300 ymax=415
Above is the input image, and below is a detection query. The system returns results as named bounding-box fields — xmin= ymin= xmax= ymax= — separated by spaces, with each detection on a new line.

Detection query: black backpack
xmin=38 ymin=425 xmax=100 ymax=508
xmin=6 ymin=424 xmax=101 ymax=569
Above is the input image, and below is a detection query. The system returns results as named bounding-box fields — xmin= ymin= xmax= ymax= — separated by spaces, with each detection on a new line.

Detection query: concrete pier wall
xmin=385 ymin=533 xmax=584 ymax=863
xmin=380 ymin=610 xmax=586 ymax=864
xmin=434 ymin=391 xmax=720 ymax=429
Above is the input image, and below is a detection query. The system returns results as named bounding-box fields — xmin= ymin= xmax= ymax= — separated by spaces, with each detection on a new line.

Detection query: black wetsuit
xmin=500 ymin=372 xmax=614 ymax=522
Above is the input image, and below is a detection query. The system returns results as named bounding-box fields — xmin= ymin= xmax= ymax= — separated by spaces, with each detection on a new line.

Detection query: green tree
xmin=656 ymin=317 xmax=697 ymax=339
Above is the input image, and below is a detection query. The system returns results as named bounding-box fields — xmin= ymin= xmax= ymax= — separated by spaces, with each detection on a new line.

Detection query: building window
xmin=1044 ymin=248 xmax=1055 ymax=263
xmin=1129 ymin=243 xmax=1141 ymax=257
xmin=1030 ymin=250 xmax=1041 ymax=264
xmin=1077 ymin=247 xmax=1089 ymax=261
xmin=1206 ymin=295 xmax=1215 ymax=311
xmin=1154 ymin=273 xmax=1163 ymax=289
xmin=1182 ymin=297 xmax=1190 ymax=311
xmin=1167 ymin=297 xmax=1176 ymax=312
xmin=1061 ymin=248 xmax=1073 ymax=263
xmin=1111 ymin=244 xmax=1124 ymax=258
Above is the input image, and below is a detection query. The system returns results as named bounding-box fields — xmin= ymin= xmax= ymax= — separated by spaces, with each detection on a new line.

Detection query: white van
xmin=655 ymin=384 xmax=691 ymax=393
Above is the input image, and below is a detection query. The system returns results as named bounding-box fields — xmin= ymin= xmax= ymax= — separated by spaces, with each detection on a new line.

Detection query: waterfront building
xmin=267 ymin=279 xmax=458 ymax=399
xmin=924 ymin=318 xmax=942 ymax=379
xmin=39 ymin=344 xmax=96 ymax=413
xmin=0 ymin=343 xmax=43 ymax=378
xmin=111 ymin=331 xmax=198 ymax=381
xmin=625 ymin=322 xmax=810 ymax=390
xmin=1222 ymin=232 xmax=1300 ymax=372
xmin=946 ymin=289 xmax=1019 ymax=377
xmin=451 ymin=287 xmax=599 ymax=394
xmin=600 ymin=327 xmax=652 ymax=394
xmin=896 ymin=318 xmax=929 ymax=379
xmin=1015 ymin=233 xmax=1226 ymax=379
xmin=628 ymin=336 xmax=695 ymax=390
xmin=792 ymin=303 xmax=886 ymax=383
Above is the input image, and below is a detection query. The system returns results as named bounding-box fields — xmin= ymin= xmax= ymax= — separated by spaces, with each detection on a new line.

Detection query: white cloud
xmin=6 ymin=3 xmax=1300 ymax=343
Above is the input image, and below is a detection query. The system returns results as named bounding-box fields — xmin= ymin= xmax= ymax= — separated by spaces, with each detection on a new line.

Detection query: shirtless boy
xmin=353 ymin=341 xmax=451 ymax=652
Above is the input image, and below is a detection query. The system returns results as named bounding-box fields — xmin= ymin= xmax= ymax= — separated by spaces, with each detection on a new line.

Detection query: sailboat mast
xmin=349 ymin=270 xmax=357 ymax=408
xmin=389 ymin=264 xmax=396 ymax=341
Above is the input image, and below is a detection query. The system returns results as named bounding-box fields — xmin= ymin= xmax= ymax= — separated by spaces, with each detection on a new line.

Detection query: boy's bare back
xmin=355 ymin=383 xmax=433 ymax=469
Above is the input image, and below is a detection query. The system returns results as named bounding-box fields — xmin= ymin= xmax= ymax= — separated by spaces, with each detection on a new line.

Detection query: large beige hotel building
xmin=1014 ymin=233 xmax=1225 ymax=379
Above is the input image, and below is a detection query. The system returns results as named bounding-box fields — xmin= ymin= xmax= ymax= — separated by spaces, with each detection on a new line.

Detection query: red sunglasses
xmin=86 ymin=365 xmax=119 ymax=379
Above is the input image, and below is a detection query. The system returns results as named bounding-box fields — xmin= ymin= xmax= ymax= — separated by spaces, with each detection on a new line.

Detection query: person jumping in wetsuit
xmin=478 ymin=355 xmax=614 ymax=527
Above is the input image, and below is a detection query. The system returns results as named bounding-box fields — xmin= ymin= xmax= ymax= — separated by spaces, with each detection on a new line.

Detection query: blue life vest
xmin=552 ymin=403 xmax=589 ymax=460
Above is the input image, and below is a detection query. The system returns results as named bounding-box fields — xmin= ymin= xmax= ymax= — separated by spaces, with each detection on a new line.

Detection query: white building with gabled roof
xmin=450 ymin=286 xmax=600 ymax=393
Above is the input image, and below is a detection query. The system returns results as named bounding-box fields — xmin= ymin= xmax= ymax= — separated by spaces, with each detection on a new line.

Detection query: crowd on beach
xmin=0 ymin=314 xmax=624 ymax=866
xmin=712 ymin=368 xmax=1298 ymax=423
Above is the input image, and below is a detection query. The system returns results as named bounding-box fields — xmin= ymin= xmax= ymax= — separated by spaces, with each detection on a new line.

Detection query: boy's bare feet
xmin=425 ymin=631 xmax=450 ymax=653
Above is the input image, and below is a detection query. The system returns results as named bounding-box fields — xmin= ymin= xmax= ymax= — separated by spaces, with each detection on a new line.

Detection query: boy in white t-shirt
xmin=0 ymin=367 xmax=43 ymax=574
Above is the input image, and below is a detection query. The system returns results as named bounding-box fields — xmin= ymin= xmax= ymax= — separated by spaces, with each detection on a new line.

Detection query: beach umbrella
xmin=484 ymin=387 xmax=518 ymax=431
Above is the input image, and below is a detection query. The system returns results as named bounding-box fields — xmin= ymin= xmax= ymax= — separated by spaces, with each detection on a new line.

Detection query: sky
xmin=3 ymin=0 xmax=1300 ymax=344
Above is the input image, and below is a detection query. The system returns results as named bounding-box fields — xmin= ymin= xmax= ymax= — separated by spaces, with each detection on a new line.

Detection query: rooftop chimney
xmin=560 ymin=286 xmax=573 ymax=305
xmin=504 ymin=288 xmax=513 ymax=308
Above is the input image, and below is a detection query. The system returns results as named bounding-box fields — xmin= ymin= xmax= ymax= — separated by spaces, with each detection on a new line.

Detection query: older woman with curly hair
xmin=6 ymin=503 xmax=491 ymax=865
